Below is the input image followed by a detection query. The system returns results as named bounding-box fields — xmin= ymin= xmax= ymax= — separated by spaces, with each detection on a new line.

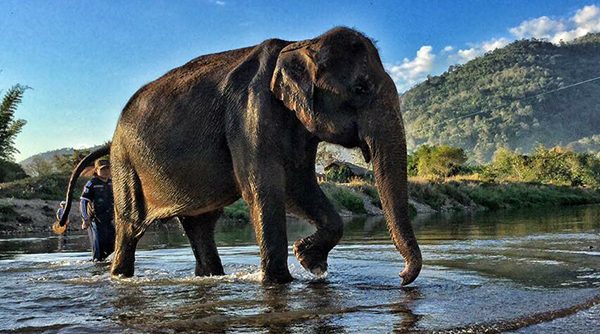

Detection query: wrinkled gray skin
xmin=106 ymin=27 xmax=421 ymax=285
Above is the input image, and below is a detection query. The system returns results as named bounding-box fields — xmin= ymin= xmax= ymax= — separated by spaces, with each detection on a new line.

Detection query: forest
xmin=402 ymin=33 xmax=600 ymax=163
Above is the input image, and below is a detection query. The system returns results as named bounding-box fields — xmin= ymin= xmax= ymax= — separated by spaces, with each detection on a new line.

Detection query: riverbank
xmin=0 ymin=174 xmax=599 ymax=235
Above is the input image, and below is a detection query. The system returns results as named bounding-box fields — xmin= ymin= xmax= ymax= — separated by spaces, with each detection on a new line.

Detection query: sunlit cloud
xmin=509 ymin=16 xmax=567 ymax=40
xmin=451 ymin=38 xmax=510 ymax=63
xmin=509 ymin=5 xmax=600 ymax=43
xmin=385 ymin=45 xmax=435 ymax=92
xmin=388 ymin=4 xmax=600 ymax=92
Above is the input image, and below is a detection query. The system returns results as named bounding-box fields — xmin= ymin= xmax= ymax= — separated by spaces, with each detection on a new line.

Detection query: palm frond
xmin=0 ymin=84 xmax=28 ymax=160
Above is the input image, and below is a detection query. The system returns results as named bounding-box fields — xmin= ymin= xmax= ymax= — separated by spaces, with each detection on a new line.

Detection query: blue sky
xmin=1 ymin=0 xmax=599 ymax=161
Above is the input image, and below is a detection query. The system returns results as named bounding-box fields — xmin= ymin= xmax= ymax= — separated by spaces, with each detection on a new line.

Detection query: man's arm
xmin=80 ymin=180 xmax=94 ymax=229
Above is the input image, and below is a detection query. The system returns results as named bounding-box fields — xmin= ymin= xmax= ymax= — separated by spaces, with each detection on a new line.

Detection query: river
xmin=1 ymin=205 xmax=599 ymax=333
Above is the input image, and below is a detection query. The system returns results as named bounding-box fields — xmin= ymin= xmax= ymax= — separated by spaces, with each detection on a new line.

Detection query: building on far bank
xmin=324 ymin=161 xmax=373 ymax=183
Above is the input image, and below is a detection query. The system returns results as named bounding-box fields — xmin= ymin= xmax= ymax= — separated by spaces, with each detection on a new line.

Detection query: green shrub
xmin=408 ymin=203 xmax=417 ymax=217
xmin=321 ymin=183 xmax=366 ymax=214
xmin=484 ymin=146 xmax=600 ymax=188
xmin=409 ymin=145 xmax=468 ymax=179
xmin=0 ymin=203 xmax=18 ymax=222
xmin=408 ymin=181 xmax=448 ymax=210
xmin=348 ymin=182 xmax=381 ymax=208
xmin=223 ymin=200 xmax=250 ymax=221
xmin=325 ymin=165 xmax=354 ymax=183
xmin=0 ymin=160 xmax=28 ymax=182
xmin=438 ymin=182 xmax=472 ymax=205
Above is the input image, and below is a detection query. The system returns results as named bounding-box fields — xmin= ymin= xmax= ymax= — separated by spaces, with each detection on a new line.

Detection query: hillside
xmin=19 ymin=147 xmax=73 ymax=167
xmin=19 ymin=144 xmax=103 ymax=175
xmin=402 ymin=33 xmax=600 ymax=163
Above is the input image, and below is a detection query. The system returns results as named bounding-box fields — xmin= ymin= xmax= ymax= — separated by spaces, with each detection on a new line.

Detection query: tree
xmin=411 ymin=145 xmax=467 ymax=179
xmin=53 ymin=149 xmax=91 ymax=174
xmin=425 ymin=146 xmax=467 ymax=178
xmin=484 ymin=145 xmax=600 ymax=188
xmin=408 ymin=145 xmax=432 ymax=176
xmin=0 ymin=160 xmax=27 ymax=182
xmin=28 ymin=157 xmax=54 ymax=177
xmin=0 ymin=84 xmax=28 ymax=183
xmin=0 ymin=85 xmax=27 ymax=161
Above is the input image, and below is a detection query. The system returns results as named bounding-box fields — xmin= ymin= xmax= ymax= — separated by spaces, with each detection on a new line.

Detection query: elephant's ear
xmin=271 ymin=42 xmax=317 ymax=130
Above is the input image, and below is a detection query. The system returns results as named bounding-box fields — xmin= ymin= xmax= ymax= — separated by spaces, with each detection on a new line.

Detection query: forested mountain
xmin=402 ymin=33 xmax=600 ymax=163
xmin=19 ymin=145 xmax=102 ymax=176
xmin=19 ymin=147 xmax=73 ymax=167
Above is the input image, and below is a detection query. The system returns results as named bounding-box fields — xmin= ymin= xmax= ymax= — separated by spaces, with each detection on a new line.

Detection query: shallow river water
xmin=1 ymin=205 xmax=599 ymax=333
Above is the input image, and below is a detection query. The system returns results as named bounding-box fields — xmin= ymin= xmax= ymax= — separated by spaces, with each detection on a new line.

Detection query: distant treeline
xmin=409 ymin=144 xmax=600 ymax=188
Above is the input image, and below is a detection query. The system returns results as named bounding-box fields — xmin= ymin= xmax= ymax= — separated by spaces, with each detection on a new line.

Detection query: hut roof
xmin=324 ymin=161 xmax=371 ymax=176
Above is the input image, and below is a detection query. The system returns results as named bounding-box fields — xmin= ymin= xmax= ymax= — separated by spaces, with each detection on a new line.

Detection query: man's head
xmin=94 ymin=159 xmax=111 ymax=180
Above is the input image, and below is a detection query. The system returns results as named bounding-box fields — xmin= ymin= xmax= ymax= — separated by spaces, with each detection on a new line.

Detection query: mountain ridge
xmin=401 ymin=33 xmax=600 ymax=163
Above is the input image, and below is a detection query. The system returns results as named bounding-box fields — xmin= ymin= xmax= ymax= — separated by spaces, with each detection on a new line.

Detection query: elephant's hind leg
xmin=110 ymin=159 xmax=148 ymax=278
xmin=111 ymin=220 xmax=143 ymax=277
xmin=179 ymin=210 xmax=225 ymax=276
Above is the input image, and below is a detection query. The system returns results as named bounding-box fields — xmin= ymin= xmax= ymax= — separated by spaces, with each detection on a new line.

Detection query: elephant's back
xmin=153 ymin=46 xmax=256 ymax=92
xmin=109 ymin=47 xmax=257 ymax=218
xmin=115 ymin=45 xmax=258 ymax=142
xmin=122 ymin=47 xmax=253 ymax=116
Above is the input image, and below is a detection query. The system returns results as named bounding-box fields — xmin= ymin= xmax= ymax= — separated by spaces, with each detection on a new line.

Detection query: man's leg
xmin=88 ymin=220 xmax=101 ymax=261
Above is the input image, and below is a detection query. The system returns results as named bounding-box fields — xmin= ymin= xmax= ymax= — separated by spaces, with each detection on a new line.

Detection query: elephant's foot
xmin=111 ymin=240 xmax=138 ymax=278
xmin=195 ymin=263 xmax=225 ymax=277
xmin=262 ymin=268 xmax=294 ymax=284
xmin=111 ymin=258 xmax=135 ymax=277
xmin=293 ymin=237 xmax=328 ymax=277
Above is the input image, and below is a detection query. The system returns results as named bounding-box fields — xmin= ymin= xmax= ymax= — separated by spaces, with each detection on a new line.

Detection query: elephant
xmin=58 ymin=27 xmax=422 ymax=285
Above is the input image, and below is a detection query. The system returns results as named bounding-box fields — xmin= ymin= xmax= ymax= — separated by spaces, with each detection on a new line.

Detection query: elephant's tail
xmin=53 ymin=142 xmax=111 ymax=234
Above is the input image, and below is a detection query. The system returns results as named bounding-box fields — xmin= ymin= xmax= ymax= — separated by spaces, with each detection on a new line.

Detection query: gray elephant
xmin=58 ymin=27 xmax=422 ymax=285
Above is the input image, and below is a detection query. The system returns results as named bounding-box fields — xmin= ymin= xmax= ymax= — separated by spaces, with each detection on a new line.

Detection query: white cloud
xmin=386 ymin=4 xmax=600 ymax=92
xmin=509 ymin=5 xmax=600 ymax=43
xmin=456 ymin=47 xmax=479 ymax=62
xmin=452 ymin=38 xmax=510 ymax=63
xmin=482 ymin=38 xmax=510 ymax=51
xmin=208 ymin=0 xmax=226 ymax=5
xmin=509 ymin=16 xmax=566 ymax=39
xmin=574 ymin=5 xmax=600 ymax=30
xmin=385 ymin=45 xmax=435 ymax=92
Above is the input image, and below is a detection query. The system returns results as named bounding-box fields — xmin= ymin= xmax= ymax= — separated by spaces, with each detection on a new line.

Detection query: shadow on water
xmin=0 ymin=205 xmax=599 ymax=333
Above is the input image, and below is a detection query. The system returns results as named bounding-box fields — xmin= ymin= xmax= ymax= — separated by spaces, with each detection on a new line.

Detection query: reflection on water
xmin=0 ymin=205 xmax=599 ymax=333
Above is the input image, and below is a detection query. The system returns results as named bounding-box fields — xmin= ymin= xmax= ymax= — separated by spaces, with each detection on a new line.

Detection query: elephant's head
xmin=270 ymin=27 xmax=422 ymax=285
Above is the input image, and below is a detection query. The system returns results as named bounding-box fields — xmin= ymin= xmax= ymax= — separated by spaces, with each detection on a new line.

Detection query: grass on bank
xmin=408 ymin=178 xmax=600 ymax=211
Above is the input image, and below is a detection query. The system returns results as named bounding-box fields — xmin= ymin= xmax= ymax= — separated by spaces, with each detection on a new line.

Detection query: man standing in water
xmin=80 ymin=159 xmax=115 ymax=261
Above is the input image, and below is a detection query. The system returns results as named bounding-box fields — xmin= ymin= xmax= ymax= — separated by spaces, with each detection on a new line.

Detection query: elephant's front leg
xmin=241 ymin=166 xmax=293 ymax=284
xmin=286 ymin=177 xmax=343 ymax=276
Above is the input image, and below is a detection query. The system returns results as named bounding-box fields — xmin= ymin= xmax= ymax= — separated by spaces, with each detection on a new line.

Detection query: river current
xmin=1 ymin=205 xmax=599 ymax=333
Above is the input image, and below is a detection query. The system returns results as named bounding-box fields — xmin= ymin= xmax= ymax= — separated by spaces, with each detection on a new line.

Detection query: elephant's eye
xmin=352 ymin=81 xmax=370 ymax=96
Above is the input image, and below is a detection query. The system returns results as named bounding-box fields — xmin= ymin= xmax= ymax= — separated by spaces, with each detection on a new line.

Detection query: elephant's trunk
xmin=361 ymin=111 xmax=422 ymax=286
